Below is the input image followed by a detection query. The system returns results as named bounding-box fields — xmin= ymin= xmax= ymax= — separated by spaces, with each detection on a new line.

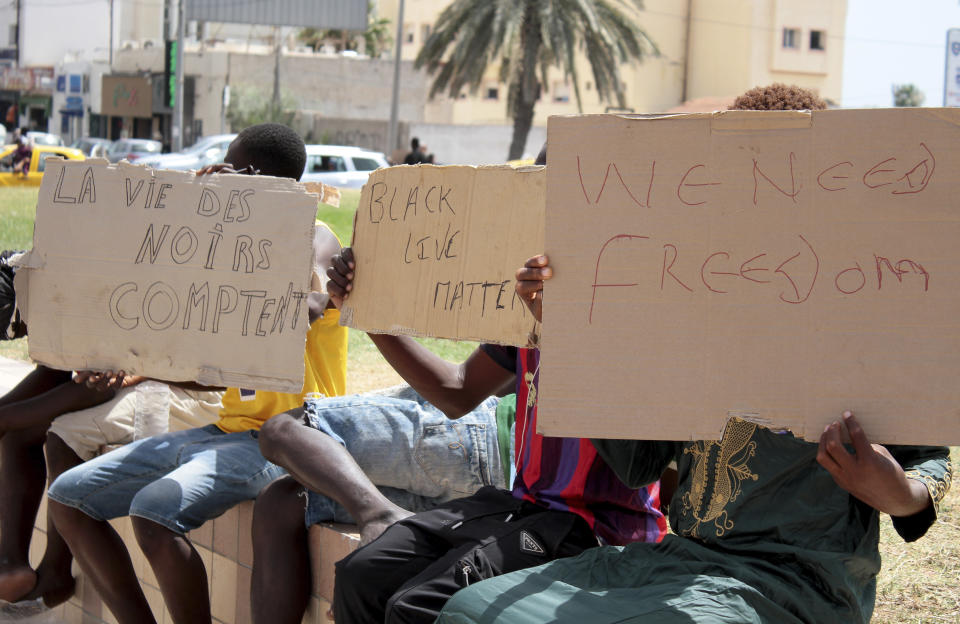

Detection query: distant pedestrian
xmin=403 ymin=137 xmax=425 ymax=165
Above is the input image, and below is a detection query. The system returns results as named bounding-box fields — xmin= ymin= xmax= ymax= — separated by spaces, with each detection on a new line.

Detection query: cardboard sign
xmin=15 ymin=159 xmax=320 ymax=393
xmin=540 ymin=109 xmax=960 ymax=445
xmin=342 ymin=164 xmax=544 ymax=346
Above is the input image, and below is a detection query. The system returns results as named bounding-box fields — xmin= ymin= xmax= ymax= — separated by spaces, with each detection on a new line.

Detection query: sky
xmin=842 ymin=0 xmax=960 ymax=107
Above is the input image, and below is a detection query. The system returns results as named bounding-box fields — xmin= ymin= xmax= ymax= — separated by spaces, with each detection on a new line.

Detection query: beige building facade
xmin=378 ymin=0 xmax=847 ymax=123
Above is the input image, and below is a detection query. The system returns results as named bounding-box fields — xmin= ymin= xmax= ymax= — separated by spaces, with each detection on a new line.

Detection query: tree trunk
xmin=508 ymin=95 xmax=536 ymax=161
xmin=508 ymin=1 xmax=542 ymax=162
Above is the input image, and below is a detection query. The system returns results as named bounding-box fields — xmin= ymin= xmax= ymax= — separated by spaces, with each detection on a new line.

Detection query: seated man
xmin=436 ymin=85 xmax=954 ymax=624
xmin=252 ymin=373 xmax=512 ymax=623
xmin=47 ymin=123 xmax=348 ymax=624
xmin=0 ymin=250 xmax=222 ymax=609
xmin=325 ymin=144 xmax=667 ymax=624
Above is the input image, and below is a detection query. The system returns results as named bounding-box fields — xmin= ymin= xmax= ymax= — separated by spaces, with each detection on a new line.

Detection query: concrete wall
xmin=408 ymin=122 xmax=546 ymax=166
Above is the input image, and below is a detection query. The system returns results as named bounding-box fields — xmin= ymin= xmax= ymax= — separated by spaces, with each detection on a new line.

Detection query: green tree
xmin=892 ymin=83 xmax=924 ymax=107
xmin=226 ymin=84 xmax=296 ymax=131
xmin=415 ymin=0 xmax=657 ymax=160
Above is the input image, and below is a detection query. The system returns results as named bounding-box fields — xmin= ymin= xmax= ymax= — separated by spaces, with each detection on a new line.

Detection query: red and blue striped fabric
xmin=494 ymin=345 xmax=666 ymax=546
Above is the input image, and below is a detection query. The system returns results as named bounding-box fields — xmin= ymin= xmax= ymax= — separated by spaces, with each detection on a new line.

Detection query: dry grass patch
xmin=873 ymin=447 xmax=960 ymax=623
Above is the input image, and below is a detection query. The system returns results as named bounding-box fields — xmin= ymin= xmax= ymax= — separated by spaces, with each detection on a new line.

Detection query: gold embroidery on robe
xmin=681 ymin=418 xmax=760 ymax=538
xmin=905 ymin=460 xmax=953 ymax=513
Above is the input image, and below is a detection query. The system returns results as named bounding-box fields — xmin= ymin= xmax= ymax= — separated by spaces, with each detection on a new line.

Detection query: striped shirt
xmin=482 ymin=345 xmax=666 ymax=546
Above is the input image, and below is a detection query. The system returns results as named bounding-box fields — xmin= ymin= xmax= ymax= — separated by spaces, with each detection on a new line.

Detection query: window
xmin=351 ymin=157 xmax=381 ymax=172
xmin=552 ymin=81 xmax=571 ymax=103
xmin=809 ymin=30 xmax=825 ymax=51
xmin=421 ymin=24 xmax=431 ymax=43
xmin=404 ymin=24 xmax=414 ymax=44
xmin=782 ymin=27 xmax=799 ymax=49
xmin=485 ymin=86 xmax=499 ymax=100
xmin=311 ymin=155 xmax=347 ymax=172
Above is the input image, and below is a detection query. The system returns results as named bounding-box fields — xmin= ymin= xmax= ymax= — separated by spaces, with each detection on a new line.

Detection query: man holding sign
xmin=46 ymin=124 xmax=349 ymax=624
xmin=328 ymin=148 xmax=667 ymax=624
xmin=436 ymin=86 xmax=952 ymax=624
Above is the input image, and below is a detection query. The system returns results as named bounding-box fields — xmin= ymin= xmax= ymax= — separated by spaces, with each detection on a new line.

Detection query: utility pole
xmin=109 ymin=0 xmax=114 ymax=67
xmin=272 ymin=25 xmax=281 ymax=108
xmin=385 ymin=0 xmax=404 ymax=159
xmin=172 ymin=0 xmax=185 ymax=150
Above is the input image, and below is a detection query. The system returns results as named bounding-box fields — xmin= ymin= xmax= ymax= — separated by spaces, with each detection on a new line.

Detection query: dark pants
xmin=333 ymin=486 xmax=598 ymax=624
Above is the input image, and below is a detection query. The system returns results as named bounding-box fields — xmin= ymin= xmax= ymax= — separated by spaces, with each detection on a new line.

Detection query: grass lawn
xmin=1 ymin=187 xmax=958 ymax=623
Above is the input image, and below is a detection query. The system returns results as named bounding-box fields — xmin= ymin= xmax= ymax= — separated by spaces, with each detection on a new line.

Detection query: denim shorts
xmin=302 ymin=385 xmax=507 ymax=526
xmin=47 ymin=424 xmax=285 ymax=534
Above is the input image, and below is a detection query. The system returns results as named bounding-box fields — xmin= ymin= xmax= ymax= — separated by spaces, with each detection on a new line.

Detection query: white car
xmin=136 ymin=134 xmax=237 ymax=171
xmin=301 ymin=145 xmax=388 ymax=189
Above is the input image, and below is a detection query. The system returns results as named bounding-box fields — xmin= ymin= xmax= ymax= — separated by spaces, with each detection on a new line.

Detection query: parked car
xmin=301 ymin=145 xmax=389 ymax=189
xmin=0 ymin=144 xmax=84 ymax=187
xmin=106 ymin=138 xmax=163 ymax=163
xmin=27 ymin=131 xmax=65 ymax=147
xmin=136 ymin=134 xmax=237 ymax=171
xmin=70 ymin=136 xmax=113 ymax=158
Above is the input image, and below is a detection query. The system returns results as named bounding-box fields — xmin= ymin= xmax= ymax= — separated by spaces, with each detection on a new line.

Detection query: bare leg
xmin=23 ymin=433 xmax=88 ymax=606
xmin=0 ymin=425 xmax=48 ymax=602
xmin=48 ymin=500 xmax=156 ymax=624
xmin=132 ymin=517 xmax=210 ymax=624
xmin=259 ymin=412 xmax=412 ymax=545
xmin=251 ymin=476 xmax=310 ymax=624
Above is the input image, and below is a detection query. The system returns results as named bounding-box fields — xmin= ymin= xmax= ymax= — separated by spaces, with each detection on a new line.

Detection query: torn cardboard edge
xmin=342 ymin=163 xmax=546 ymax=347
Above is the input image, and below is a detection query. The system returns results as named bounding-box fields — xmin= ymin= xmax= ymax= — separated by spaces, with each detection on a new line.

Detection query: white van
xmin=301 ymin=144 xmax=388 ymax=189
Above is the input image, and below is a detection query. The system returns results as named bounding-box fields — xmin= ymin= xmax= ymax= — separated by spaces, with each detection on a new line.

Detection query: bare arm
xmin=817 ymin=411 xmax=932 ymax=517
xmin=327 ymin=247 xmax=514 ymax=418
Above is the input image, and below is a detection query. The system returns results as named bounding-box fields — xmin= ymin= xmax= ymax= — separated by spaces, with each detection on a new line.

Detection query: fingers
xmin=195 ymin=163 xmax=237 ymax=177
xmin=326 ymin=248 xmax=356 ymax=305
xmin=843 ymin=411 xmax=873 ymax=456
xmin=75 ymin=370 xmax=127 ymax=392
xmin=817 ymin=419 xmax=853 ymax=474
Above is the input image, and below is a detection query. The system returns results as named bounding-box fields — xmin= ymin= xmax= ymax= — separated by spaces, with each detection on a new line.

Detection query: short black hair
xmin=411 ymin=137 xmax=420 ymax=150
xmin=233 ymin=123 xmax=306 ymax=180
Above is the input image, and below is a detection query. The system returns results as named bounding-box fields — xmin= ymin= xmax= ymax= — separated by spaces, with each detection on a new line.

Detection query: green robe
xmin=437 ymin=418 xmax=952 ymax=624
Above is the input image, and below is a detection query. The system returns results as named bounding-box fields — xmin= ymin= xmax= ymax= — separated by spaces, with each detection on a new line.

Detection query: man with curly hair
xmin=434 ymin=85 xmax=952 ymax=624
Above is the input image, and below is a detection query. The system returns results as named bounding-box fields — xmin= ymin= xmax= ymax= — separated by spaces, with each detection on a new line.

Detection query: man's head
xmin=224 ymin=123 xmax=306 ymax=181
xmin=730 ymin=83 xmax=827 ymax=112
xmin=410 ymin=137 xmax=420 ymax=151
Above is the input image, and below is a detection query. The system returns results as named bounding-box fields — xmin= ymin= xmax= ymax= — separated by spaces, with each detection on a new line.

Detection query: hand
xmin=195 ymin=163 xmax=239 ymax=176
xmin=326 ymin=247 xmax=355 ymax=310
xmin=515 ymin=255 xmax=552 ymax=323
xmin=74 ymin=370 xmax=142 ymax=392
xmin=817 ymin=411 xmax=931 ymax=517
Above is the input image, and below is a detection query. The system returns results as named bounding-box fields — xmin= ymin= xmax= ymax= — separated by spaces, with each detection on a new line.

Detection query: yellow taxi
xmin=0 ymin=144 xmax=85 ymax=187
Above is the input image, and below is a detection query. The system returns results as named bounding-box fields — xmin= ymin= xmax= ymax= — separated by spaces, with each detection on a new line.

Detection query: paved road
xmin=0 ymin=355 xmax=32 ymax=395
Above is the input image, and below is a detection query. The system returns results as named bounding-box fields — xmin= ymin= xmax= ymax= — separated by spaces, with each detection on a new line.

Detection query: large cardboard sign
xmin=540 ymin=109 xmax=960 ymax=445
xmin=342 ymin=164 xmax=544 ymax=346
xmin=16 ymin=159 xmax=319 ymax=393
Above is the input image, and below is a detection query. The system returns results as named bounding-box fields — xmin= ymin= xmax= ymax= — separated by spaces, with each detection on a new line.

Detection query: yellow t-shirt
xmin=215 ymin=307 xmax=349 ymax=433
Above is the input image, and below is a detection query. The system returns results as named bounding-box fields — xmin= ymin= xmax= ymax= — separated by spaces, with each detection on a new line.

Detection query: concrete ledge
xmin=31 ymin=496 xmax=359 ymax=624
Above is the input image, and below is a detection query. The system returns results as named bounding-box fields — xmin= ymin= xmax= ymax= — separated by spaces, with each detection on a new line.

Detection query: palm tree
xmin=415 ymin=0 xmax=658 ymax=161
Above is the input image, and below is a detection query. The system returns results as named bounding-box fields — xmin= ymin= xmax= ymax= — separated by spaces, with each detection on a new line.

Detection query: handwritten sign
xmin=341 ymin=164 xmax=544 ymax=346
xmin=539 ymin=109 xmax=960 ymax=445
xmin=15 ymin=158 xmax=320 ymax=393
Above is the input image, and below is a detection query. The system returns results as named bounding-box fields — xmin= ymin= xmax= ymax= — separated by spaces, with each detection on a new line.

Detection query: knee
xmin=258 ymin=411 xmax=302 ymax=463
xmin=45 ymin=432 xmax=81 ymax=480
xmin=47 ymin=498 xmax=87 ymax=540
xmin=131 ymin=516 xmax=179 ymax=558
xmin=254 ymin=477 xmax=303 ymax=529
